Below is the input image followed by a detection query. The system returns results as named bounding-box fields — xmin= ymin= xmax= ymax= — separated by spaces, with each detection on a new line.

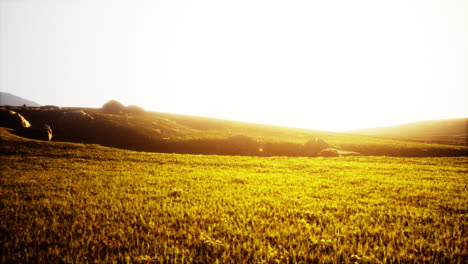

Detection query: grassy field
xmin=1 ymin=128 xmax=467 ymax=263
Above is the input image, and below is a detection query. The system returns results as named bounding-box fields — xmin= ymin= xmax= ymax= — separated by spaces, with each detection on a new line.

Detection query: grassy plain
xmin=1 ymin=128 xmax=467 ymax=263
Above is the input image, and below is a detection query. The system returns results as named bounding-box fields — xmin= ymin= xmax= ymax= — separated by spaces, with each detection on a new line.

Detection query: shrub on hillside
xmin=102 ymin=100 xmax=126 ymax=114
xmin=126 ymin=105 xmax=145 ymax=115
xmin=224 ymin=135 xmax=261 ymax=155
xmin=41 ymin=105 xmax=61 ymax=110
xmin=302 ymin=138 xmax=329 ymax=156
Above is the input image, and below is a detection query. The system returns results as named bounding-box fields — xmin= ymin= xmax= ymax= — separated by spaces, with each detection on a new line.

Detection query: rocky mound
xmin=0 ymin=110 xmax=31 ymax=129
xmin=0 ymin=109 xmax=52 ymax=141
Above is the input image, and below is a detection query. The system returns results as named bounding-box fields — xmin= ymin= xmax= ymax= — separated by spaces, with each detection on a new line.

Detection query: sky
xmin=1 ymin=0 xmax=467 ymax=131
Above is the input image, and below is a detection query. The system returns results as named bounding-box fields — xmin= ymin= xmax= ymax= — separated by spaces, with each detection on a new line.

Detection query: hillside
xmin=348 ymin=118 xmax=468 ymax=146
xmin=2 ymin=106 xmax=467 ymax=157
xmin=0 ymin=126 xmax=467 ymax=263
xmin=0 ymin=92 xmax=41 ymax=107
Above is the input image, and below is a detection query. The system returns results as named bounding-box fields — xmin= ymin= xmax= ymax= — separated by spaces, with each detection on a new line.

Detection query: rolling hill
xmin=348 ymin=118 xmax=468 ymax=146
xmin=0 ymin=92 xmax=41 ymax=107
xmin=1 ymin=104 xmax=467 ymax=157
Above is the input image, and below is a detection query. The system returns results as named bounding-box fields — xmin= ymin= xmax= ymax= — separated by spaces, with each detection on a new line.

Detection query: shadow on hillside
xmin=6 ymin=108 xmax=468 ymax=157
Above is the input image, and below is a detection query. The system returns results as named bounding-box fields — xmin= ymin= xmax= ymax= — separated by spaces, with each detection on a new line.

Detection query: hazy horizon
xmin=1 ymin=0 xmax=467 ymax=132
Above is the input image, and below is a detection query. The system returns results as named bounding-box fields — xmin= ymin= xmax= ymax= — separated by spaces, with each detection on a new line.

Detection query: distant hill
xmin=0 ymin=92 xmax=41 ymax=107
xmin=348 ymin=118 xmax=468 ymax=146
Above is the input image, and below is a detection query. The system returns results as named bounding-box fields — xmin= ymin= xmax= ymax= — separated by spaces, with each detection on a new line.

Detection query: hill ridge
xmin=1 ymin=105 xmax=466 ymax=157
xmin=348 ymin=118 xmax=468 ymax=146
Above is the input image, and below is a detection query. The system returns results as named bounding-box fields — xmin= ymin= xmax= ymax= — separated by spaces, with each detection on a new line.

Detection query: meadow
xmin=1 ymin=128 xmax=467 ymax=263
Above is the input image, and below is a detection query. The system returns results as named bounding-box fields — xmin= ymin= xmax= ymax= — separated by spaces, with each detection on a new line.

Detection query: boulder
xmin=39 ymin=124 xmax=53 ymax=141
xmin=25 ymin=124 xmax=53 ymax=141
xmin=318 ymin=148 xmax=340 ymax=157
xmin=0 ymin=110 xmax=31 ymax=129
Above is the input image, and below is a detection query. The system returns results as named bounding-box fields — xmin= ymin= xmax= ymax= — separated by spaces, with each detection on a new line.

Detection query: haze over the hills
xmin=1 ymin=0 xmax=467 ymax=132
xmin=349 ymin=118 xmax=468 ymax=146
xmin=2 ymin=92 xmax=467 ymax=141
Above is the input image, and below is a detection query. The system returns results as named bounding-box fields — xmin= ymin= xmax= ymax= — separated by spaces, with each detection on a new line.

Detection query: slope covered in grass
xmin=7 ymin=107 xmax=468 ymax=157
xmin=349 ymin=118 xmax=468 ymax=146
xmin=1 ymin=128 xmax=467 ymax=263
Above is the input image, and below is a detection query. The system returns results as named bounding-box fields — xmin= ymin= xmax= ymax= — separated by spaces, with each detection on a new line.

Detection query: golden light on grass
xmin=1 ymin=127 xmax=467 ymax=262
xmin=1 ymin=0 xmax=467 ymax=262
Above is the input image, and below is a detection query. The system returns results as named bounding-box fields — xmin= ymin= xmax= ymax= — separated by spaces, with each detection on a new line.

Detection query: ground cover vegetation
xmin=1 ymin=128 xmax=467 ymax=263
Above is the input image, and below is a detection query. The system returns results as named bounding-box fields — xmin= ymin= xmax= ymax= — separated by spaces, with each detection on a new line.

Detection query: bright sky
xmin=1 ymin=0 xmax=467 ymax=131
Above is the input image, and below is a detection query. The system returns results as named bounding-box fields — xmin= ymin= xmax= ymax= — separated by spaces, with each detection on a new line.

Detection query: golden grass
xmin=0 ymin=129 xmax=467 ymax=263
